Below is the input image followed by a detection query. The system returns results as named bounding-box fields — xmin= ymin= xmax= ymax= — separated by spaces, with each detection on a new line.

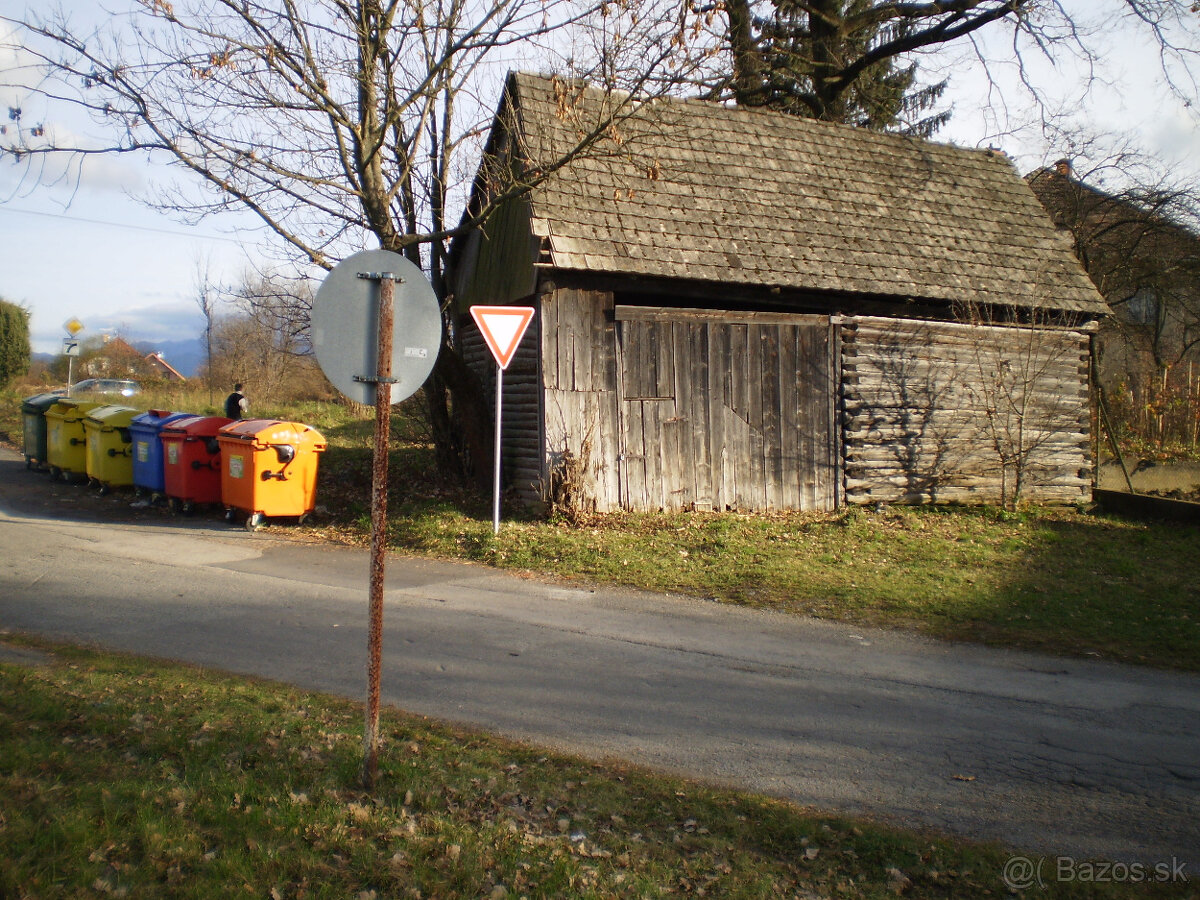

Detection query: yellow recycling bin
xmin=44 ymin=398 xmax=103 ymax=481
xmin=84 ymin=405 xmax=140 ymax=493
xmin=218 ymin=419 xmax=326 ymax=530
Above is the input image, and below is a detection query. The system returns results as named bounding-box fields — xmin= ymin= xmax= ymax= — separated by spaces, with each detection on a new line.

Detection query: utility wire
xmin=0 ymin=204 xmax=246 ymax=244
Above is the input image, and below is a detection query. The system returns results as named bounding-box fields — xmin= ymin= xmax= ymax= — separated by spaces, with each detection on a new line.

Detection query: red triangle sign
xmin=470 ymin=305 xmax=535 ymax=370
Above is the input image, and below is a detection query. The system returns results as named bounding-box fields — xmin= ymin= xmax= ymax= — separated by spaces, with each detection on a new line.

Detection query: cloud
xmin=1148 ymin=111 xmax=1200 ymax=179
xmin=30 ymin=301 xmax=205 ymax=355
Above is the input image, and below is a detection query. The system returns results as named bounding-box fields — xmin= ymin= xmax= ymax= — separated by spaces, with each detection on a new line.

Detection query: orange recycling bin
xmin=218 ymin=419 xmax=326 ymax=530
xmin=160 ymin=415 xmax=232 ymax=513
xmin=84 ymin=405 xmax=140 ymax=493
xmin=44 ymin=398 xmax=104 ymax=481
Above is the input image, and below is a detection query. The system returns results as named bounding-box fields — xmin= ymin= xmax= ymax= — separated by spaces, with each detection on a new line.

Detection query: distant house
xmin=144 ymin=351 xmax=187 ymax=381
xmin=1027 ymin=160 xmax=1200 ymax=407
xmin=80 ymin=336 xmax=186 ymax=383
xmin=79 ymin=336 xmax=145 ymax=380
xmin=450 ymin=73 xmax=1109 ymax=512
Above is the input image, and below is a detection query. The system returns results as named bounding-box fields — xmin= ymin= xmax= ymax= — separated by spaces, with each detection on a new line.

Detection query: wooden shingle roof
xmin=509 ymin=72 xmax=1108 ymax=316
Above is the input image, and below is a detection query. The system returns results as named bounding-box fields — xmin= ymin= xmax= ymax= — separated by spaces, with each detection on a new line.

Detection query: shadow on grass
xmin=943 ymin=510 xmax=1200 ymax=669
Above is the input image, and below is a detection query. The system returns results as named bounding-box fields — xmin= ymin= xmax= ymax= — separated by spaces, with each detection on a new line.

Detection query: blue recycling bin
xmin=130 ymin=409 xmax=194 ymax=499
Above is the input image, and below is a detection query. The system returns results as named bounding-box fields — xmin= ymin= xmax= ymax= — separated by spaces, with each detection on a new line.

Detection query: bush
xmin=0 ymin=299 xmax=31 ymax=390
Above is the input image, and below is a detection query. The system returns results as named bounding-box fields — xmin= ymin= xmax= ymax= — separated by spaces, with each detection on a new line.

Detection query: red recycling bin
xmin=159 ymin=415 xmax=233 ymax=513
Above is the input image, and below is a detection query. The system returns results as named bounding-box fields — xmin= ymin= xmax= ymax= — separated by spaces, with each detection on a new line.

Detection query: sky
xmin=1 ymin=0 xmax=1197 ymax=359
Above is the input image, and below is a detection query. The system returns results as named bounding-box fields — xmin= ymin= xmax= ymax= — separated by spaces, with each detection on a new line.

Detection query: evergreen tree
xmin=720 ymin=0 xmax=1025 ymax=135
xmin=0 ymin=298 xmax=31 ymax=389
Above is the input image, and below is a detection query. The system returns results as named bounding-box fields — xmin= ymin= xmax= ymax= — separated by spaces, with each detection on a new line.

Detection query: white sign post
xmin=62 ymin=318 xmax=84 ymax=393
xmin=469 ymin=306 xmax=535 ymax=535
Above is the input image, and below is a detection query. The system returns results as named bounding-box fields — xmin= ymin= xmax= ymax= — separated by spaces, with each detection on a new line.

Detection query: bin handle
xmin=191 ymin=460 xmax=216 ymax=471
xmin=107 ymin=447 xmax=132 ymax=458
xmin=260 ymin=443 xmax=296 ymax=481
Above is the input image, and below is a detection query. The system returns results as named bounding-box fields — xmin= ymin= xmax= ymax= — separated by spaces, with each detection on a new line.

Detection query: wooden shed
xmin=450 ymin=73 xmax=1110 ymax=512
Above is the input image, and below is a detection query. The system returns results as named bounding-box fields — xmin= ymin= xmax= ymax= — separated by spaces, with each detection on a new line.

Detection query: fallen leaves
xmin=886 ymin=866 xmax=913 ymax=894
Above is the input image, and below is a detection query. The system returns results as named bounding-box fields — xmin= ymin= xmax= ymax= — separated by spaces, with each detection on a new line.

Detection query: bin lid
xmin=21 ymin=391 xmax=66 ymax=413
xmin=217 ymin=418 xmax=284 ymax=442
xmin=84 ymin=405 xmax=140 ymax=428
xmin=218 ymin=419 xmax=327 ymax=448
xmin=130 ymin=410 xmax=193 ymax=432
xmin=46 ymin=398 xmax=104 ymax=420
xmin=161 ymin=415 xmax=234 ymax=438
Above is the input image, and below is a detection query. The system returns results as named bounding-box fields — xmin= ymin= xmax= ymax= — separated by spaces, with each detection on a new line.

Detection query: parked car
xmin=71 ymin=378 xmax=141 ymax=397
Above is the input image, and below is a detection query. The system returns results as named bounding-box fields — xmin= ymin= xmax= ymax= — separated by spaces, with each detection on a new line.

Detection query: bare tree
xmin=1 ymin=0 xmax=701 ymax=481
xmin=192 ymin=254 xmax=222 ymax=407
xmin=233 ymin=272 xmax=314 ymax=358
xmin=1028 ymin=148 xmax=1200 ymax=368
xmin=205 ymin=272 xmax=328 ymax=403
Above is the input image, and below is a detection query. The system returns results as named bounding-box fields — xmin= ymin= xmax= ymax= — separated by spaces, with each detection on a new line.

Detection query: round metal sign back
xmin=310 ymin=249 xmax=443 ymax=405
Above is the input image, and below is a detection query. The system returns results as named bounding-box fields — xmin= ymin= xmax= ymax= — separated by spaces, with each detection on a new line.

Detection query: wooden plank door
xmin=616 ymin=311 xmax=838 ymax=512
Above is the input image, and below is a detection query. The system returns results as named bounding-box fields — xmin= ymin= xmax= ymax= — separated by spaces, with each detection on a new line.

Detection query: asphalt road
xmin=1 ymin=448 xmax=1197 ymax=870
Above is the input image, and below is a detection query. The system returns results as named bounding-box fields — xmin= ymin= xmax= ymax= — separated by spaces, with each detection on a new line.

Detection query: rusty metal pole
xmin=362 ymin=272 xmax=395 ymax=791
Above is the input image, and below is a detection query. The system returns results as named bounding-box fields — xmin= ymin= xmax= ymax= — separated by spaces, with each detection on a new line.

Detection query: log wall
xmin=841 ymin=316 xmax=1093 ymax=505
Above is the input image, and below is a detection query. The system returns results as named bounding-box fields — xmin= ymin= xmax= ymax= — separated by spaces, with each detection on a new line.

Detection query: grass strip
xmin=4 ymin=641 xmax=1186 ymax=899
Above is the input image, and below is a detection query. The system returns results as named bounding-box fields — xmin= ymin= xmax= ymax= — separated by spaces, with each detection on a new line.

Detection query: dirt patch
xmin=0 ymin=640 xmax=52 ymax=667
xmin=1097 ymin=460 xmax=1200 ymax=497
xmin=1145 ymin=484 xmax=1200 ymax=502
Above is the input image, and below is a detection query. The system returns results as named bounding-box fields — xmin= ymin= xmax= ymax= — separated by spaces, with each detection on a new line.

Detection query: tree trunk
xmin=726 ymin=0 xmax=765 ymax=106
xmin=808 ymin=0 xmax=849 ymax=122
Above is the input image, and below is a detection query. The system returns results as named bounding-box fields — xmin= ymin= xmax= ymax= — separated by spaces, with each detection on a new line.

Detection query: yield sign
xmin=470 ymin=305 xmax=534 ymax=370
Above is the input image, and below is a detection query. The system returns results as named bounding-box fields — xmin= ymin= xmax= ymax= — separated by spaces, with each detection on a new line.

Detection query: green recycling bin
xmin=84 ymin=405 xmax=140 ymax=493
xmin=45 ymin=398 xmax=104 ymax=481
xmin=20 ymin=391 xmax=65 ymax=470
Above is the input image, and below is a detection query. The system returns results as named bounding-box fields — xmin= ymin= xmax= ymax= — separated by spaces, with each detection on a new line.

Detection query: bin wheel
xmin=97 ymin=483 xmax=109 ymax=496
xmin=48 ymin=465 xmax=60 ymax=479
xmin=245 ymin=512 xmax=264 ymax=532
xmin=224 ymin=508 xmax=236 ymax=523
xmin=297 ymin=513 xmax=309 ymax=526
xmin=181 ymin=501 xmax=195 ymax=516
xmin=167 ymin=497 xmax=180 ymax=515
xmin=25 ymin=457 xmax=32 ymax=470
